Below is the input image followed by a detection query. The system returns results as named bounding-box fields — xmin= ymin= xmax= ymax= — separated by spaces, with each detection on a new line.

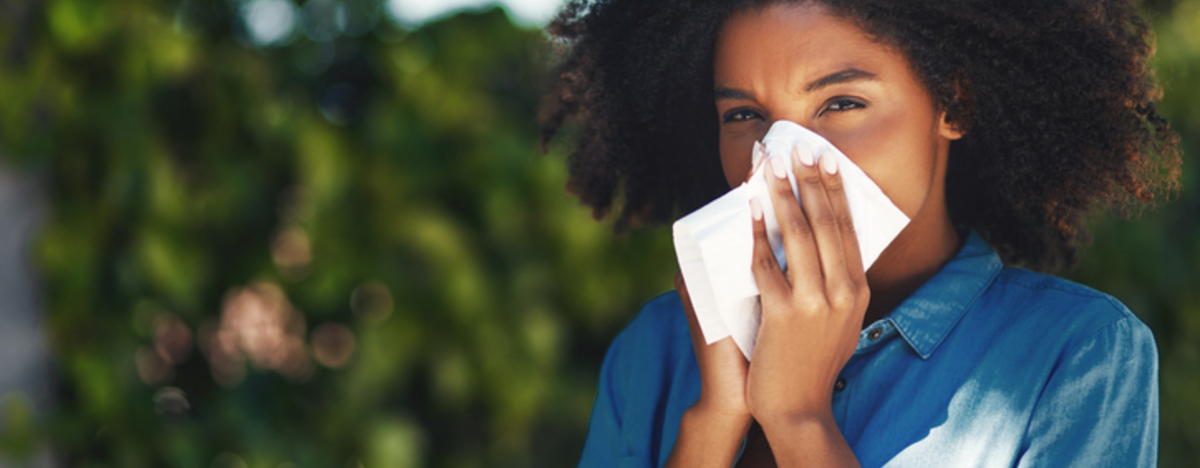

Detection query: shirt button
xmin=834 ymin=377 xmax=847 ymax=392
xmin=868 ymin=328 xmax=882 ymax=340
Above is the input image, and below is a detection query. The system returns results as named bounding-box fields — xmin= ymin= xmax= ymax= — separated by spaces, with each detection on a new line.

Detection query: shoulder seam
xmin=1075 ymin=309 xmax=1136 ymax=348
xmin=994 ymin=270 xmax=1116 ymax=301
xmin=995 ymin=270 xmax=1140 ymax=336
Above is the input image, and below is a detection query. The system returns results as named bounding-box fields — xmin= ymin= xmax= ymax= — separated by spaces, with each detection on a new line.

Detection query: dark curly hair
xmin=539 ymin=0 xmax=1181 ymax=272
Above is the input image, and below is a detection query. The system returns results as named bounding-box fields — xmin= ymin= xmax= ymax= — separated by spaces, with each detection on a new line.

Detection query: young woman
xmin=540 ymin=0 xmax=1180 ymax=466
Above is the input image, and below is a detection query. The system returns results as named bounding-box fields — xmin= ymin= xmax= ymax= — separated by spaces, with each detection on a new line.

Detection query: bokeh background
xmin=0 ymin=0 xmax=1195 ymax=466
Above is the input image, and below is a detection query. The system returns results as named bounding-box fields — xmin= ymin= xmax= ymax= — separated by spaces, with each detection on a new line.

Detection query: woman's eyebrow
xmin=714 ymin=68 xmax=878 ymax=101
xmin=714 ymin=86 xmax=756 ymax=101
xmin=805 ymin=68 xmax=878 ymax=92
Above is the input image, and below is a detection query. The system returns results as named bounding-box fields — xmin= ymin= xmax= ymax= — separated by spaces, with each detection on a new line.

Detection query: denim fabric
xmin=577 ymin=231 xmax=1158 ymax=468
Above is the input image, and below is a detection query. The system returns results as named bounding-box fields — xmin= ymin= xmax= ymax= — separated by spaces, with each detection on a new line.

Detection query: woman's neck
xmin=861 ymin=206 xmax=962 ymax=328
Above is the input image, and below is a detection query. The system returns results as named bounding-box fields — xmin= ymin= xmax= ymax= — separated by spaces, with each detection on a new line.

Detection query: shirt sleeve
xmin=1015 ymin=312 xmax=1159 ymax=468
xmin=577 ymin=326 xmax=659 ymax=468
xmin=577 ymin=292 xmax=695 ymax=468
xmin=577 ymin=330 xmax=630 ymax=467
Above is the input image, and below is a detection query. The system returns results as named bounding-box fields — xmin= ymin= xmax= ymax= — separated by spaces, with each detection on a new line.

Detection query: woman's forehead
xmin=713 ymin=4 xmax=904 ymax=93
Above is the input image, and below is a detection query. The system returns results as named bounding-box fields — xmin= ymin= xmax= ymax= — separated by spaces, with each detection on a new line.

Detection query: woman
xmin=540 ymin=0 xmax=1180 ymax=466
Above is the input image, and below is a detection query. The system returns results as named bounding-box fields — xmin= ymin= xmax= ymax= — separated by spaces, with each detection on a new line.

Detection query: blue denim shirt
xmin=578 ymin=231 xmax=1158 ymax=467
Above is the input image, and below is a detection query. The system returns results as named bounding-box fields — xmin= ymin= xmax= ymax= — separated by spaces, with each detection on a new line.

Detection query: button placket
xmin=855 ymin=322 xmax=892 ymax=353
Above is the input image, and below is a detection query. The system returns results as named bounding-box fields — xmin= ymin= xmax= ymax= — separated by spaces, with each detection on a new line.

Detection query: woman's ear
xmin=939 ymin=72 xmax=972 ymax=141
xmin=938 ymin=112 xmax=966 ymax=141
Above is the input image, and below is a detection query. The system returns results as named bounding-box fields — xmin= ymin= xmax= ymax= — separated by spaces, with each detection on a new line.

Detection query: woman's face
xmin=713 ymin=2 xmax=962 ymax=218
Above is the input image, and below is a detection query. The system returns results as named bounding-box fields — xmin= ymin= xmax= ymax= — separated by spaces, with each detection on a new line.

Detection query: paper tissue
xmin=672 ymin=120 xmax=909 ymax=359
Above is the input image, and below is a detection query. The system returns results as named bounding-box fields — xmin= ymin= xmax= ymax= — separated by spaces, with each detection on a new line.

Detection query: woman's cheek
xmin=823 ymin=117 xmax=935 ymax=218
xmin=719 ymin=133 xmax=756 ymax=188
xmin=869 ymin=152 xmax=933 ymax=219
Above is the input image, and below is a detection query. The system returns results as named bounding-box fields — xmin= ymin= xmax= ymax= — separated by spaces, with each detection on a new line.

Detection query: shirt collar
xmin=886 ymin=230 xmax=1003 ymax=360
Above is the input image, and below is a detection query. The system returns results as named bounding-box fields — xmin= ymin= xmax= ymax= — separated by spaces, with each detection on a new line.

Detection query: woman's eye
xmin=823 ymin=98 xmax=865 ymax=114
xmin=723 ymin=109 xmax=762 ymax=123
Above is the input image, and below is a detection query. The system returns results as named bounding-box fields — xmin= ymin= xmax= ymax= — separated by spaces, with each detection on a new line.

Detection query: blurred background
xmin=0 ymin=0 xmax=1195 ymax=466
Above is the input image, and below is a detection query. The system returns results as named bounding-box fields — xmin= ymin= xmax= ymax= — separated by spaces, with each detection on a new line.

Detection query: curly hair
xmin=539 ymin=0 xmax=1181 ymax=272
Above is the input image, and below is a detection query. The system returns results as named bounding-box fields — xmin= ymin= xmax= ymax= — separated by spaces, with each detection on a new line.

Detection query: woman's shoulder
xmin=595 ymin=290 xmax=698 ymax=425
xmin=581 ymin=291 xmax=701 ymax=467
xmin=982 ymin=266 xmax=1154 ymax=349
xmin=608 ymin=290 xmax=692 ymax=361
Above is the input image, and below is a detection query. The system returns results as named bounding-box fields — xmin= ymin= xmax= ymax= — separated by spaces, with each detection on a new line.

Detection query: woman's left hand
xmin=745 ymin=144 xmax=871 ymax=430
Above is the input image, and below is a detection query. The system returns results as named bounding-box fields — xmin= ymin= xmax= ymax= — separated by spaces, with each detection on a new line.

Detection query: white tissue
xmin=672 ymin=120 xmax=910 ymax=359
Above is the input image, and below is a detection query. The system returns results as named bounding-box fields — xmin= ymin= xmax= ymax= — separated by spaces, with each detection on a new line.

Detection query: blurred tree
xmin=0 ymin=1 xmax=677 ymax=466
xmin=0 ymin=0 xmax=1195 ymax=467
xmin=1067 ymin=2 xmax=1200 ymax=466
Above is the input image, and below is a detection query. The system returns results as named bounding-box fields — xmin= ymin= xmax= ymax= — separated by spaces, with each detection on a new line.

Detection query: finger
xmin=749 ymin=197 xmax=792 ymax=311
xmin=763 ymin=153 xmax=823 ymax=294
xmin=817 ymin=153 xmax=867 ymax=290
xmin=794 ymin=147 xmax=854 ymax=308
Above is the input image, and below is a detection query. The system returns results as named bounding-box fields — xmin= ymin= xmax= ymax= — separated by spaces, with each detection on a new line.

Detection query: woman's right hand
xmin=676 ymin=141 xmax=766 ymax=423
xmin=666 ymin=272 xmax=754 ymax=468
xmin=663 ymin=144 xmax=765 ymax=468
xmin=676 ymin=272 xmax=751 ymax=421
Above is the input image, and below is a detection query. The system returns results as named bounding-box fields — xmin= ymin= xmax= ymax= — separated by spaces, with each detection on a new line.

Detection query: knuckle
xmin=784 ymin=215 xmax=814 ymax=238
xmin=773 ymin=178 xmax=794 ymax=194
xmin=857 ymin=286 xmax=871 ymax=304
xmin=754 ymin=254 xmax=777 ymax=272
xmin=814 ymin=212 xmax=839 ymax=228
xmin=828 ymin=288 xmax=856 ymax=311
xmin=838 ymin=213 xmax=856 ymax=233
xmin=823 ymin=174 xmax=844 ymax=190
xmin=793 ymin=295 xmax=825 ymax=313
xmin=801 ymin=174 xmax=824 ymax=188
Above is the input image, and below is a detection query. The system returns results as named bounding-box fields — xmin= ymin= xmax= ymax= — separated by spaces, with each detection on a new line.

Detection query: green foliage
xmin=0 ymin=0 xmax=1196 ymax=466
xmin=0 ymin=1 xmax=675 ymax=466
xmin=1067 ymin=3 xmax=1200 ymax=466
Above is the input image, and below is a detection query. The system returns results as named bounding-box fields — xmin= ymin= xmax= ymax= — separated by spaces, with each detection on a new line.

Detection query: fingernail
xmin=750 ymin=197 xmax=763 ymax=221
xmin=820 ymin=153 xmax=838 ymax=175
xmin=752 ymin=141 xmax=764 ymax=168
xmin=770 ymin=156 xmax=788 ymax=179
xmin=793 ymin=143 xmax=814 ymax=167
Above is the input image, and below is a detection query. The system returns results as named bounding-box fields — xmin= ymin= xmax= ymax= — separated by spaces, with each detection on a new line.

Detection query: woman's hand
xmin=666 ymin=273 xmax=754 ymax=468
xmin=676 ymin=272 xmax=751 ymax=420
xmin=675 ymin=141 xmax=766 ymax=423
xmin=664 ymin=145 xmax=768 ymax=468
xmin=745 ymin=144 xmax=867 ymax=465
xmin=668 ymin=142 xmax=865 ymax=467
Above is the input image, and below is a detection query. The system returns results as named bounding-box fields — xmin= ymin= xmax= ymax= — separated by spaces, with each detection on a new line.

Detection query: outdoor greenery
xmin=0 ymin=0 xmax=1196 ymax=466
